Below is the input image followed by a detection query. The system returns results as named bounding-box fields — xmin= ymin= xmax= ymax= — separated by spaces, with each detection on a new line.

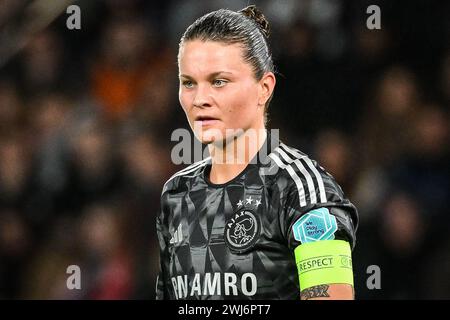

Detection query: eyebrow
xmin=179 ymin=71 xmax=233 ymax=79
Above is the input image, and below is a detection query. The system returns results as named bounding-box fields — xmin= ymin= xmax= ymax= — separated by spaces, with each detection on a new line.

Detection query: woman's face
xmin=178 ymin=40 xmax=267 ymax=144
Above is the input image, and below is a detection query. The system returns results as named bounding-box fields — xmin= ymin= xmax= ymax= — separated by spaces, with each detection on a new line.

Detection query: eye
xmin=212 ymin=79 xmax=227 ymax=87
xmin=182 ymin=80 xmax=194 ymax=88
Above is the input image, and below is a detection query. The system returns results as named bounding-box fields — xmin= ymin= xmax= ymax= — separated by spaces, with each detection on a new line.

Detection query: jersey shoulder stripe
xmin=279 ymin=143 xmax=328 ymax=203
xmin=270 ymin=142 xmax=344 ymax=209
xmin=269 ymin=148 xmax=308 ymax=207
xmin=282 ymin=143 xmax=346 ymax=203
xmin=162 ymin=157 xmax=211 ymax=194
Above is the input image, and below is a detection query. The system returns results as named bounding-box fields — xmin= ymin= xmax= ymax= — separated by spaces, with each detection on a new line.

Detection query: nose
xmin=192 ymin=84 xmax=212 ymax=108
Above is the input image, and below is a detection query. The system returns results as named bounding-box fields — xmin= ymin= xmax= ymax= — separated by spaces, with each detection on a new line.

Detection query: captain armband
xmin=294 ymin=240 xmax=354 ymax=291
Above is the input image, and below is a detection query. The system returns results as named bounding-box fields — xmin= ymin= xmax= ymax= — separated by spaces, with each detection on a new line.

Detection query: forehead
xmin=178 ymin=40 xmax=250 ymax=75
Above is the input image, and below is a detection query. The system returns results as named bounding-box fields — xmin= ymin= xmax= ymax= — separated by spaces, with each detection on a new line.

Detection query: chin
xmin=196 ymin=135 xmax=212 ymax=144
xmin=193 ymin=126 xmax=225 ymax=145
xmin=198 ymin=133 xmax=221 ymax=145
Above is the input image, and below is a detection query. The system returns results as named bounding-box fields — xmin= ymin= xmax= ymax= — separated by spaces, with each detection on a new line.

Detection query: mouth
xmin=195 ymin=115 xmax=219 ymax=121
xmin=194 ymin=115 xmax=220 ymax=127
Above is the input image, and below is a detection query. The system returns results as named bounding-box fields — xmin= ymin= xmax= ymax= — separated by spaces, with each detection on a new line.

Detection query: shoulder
xmin=161 ymin=157 xmax=211 ymax=196
xmin=268 ymin=142 xmax=345 ymax=208
xmin=270 ymin=142 xmax=359 ymax=249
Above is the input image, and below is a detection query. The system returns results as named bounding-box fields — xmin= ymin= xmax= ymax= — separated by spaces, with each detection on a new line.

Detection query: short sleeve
xmin=155 ymin=197 xmax=172 ymax=300
xmin=280 ymin=163 xmax=358 ymax=251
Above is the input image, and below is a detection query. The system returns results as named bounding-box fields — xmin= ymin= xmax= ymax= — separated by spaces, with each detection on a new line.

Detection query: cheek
xmin=179 ymin=89 xmax=191 ymax=115
xmin=224 ymin=82 xmax=259 ymax=115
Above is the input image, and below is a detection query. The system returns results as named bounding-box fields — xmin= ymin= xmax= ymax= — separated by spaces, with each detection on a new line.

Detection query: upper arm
xmin=156 ymin=197 xmax=171 ymax=300
xmin=294 ymin=238 xmax=355 ymax=300
xmin=278 ymin=159 xmax=358 ymax=299
xmin=156 ymin=214 xmax=168 ymax=300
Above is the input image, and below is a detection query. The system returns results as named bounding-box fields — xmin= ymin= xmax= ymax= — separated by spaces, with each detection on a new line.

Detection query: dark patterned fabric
xmin=156 ymin=132 xmax=358 ymax=300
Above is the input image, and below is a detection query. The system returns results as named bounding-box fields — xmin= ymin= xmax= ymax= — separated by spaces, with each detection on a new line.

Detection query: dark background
xmin=0 ymin=0 xmax=449 ymax=299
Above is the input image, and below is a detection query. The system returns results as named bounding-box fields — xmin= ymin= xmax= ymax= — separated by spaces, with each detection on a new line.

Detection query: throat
xmin=208 ymin=162 xmax=249 ymax=184
xmin=207 ymin=129 xmax=267 ymax=184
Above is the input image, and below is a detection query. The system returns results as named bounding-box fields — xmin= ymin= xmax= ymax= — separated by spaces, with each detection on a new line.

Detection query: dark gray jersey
xmin=156 ymin=133 xmax=358 ymax=300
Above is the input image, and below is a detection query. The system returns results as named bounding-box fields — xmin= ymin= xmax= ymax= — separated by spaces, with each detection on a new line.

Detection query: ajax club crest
xmin=225 ymin=209 xmax=260 ymax=253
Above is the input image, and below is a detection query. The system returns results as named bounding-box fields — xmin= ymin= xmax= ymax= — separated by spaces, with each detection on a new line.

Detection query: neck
xmin=208 ymin=128 xmax=267 ymax=184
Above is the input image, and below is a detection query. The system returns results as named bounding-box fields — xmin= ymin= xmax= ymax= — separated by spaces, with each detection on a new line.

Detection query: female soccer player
xmin=156 ymin=5 xmax=358 ymax=300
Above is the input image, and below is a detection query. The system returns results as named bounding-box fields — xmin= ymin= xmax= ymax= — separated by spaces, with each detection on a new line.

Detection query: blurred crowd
xmin=0 ymin=0 xmax=449 ymax=299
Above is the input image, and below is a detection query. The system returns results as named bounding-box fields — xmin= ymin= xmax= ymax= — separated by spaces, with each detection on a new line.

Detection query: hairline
xmin=178 ymin=39 xmax=266 ymax=81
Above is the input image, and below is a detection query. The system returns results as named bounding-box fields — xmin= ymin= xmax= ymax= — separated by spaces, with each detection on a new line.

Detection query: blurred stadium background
xmin=0 ymin=0 xmax=449 ymax=299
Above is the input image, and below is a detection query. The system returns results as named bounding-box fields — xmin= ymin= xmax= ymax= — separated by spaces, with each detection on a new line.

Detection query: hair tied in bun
xmin=239 ymin=5 xmax=270 ymax=38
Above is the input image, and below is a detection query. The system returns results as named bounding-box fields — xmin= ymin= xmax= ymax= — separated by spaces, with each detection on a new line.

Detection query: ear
xmin=257 ymin=72 xmax=276 ymax=107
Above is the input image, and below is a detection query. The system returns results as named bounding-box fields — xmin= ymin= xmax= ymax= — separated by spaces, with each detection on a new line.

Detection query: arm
xmin=300 ymin=284 xmax=354 ymax=300
xmin=156 ymin=213 xmax=170 ymax=300
xmin=294 ymin=239 xmax=355 ymax=300
xmin=277 ymin=154 xmax=359 ymax=300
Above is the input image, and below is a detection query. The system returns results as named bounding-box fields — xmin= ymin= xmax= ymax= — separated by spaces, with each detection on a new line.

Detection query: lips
xmin=195 ymin=115 xmax=219 ymax=121
xmin=194 ymin=115 xmax=219 ymax=127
